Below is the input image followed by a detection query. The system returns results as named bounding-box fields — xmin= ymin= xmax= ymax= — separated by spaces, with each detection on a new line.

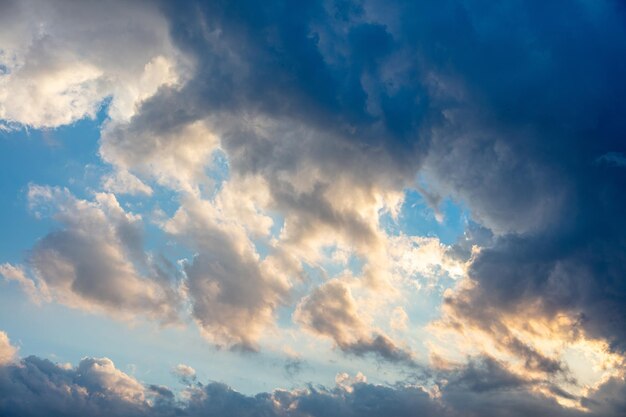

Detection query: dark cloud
xmin=2 ymin=351 xmax=625 ymax=417
xmin=0 ymin=356 xmax=156 ymax=417
xmin=417 ymin=0 xmax=626 ymax=358
xmin=284 ymin=357 xmax=305 ymax=379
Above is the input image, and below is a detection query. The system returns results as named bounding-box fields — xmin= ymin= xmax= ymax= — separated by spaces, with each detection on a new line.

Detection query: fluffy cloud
xmin=0 ymin=354 xmax=165 ymax=417
xmin=101 ymin=170 xmax=153 ymax=197
xmin=0 ymin=0 xmax=183 ymax=129
xmin=294 ymin=279 xmax=413 ymax=363
xmin=0 ymin=341 xmax=624 ymax=417
xmin=18 ymin=185 xmax=181 ymax=323
xmin=0 ymin=332 xmax=17 ymax=365
xmin=100 ymin=120 xmax=218 ymax=194
xmin=409 ymin=0 xmax=626 ymax=360
xmin=172 ymin=364 xmax=196 ymax=383
xmin=163 ymin=195 xmax=290 ymax=350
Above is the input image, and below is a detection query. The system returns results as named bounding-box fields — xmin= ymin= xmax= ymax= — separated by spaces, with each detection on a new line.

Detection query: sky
xmin=0 ymin=0 xmax=625 ymax=416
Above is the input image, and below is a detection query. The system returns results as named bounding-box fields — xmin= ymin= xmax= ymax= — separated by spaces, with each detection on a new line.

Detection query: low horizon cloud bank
xmin=0 ymin=330 xmax=624 ymax=417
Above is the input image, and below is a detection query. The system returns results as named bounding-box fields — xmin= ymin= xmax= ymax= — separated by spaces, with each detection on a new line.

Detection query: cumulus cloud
xmin=163 ymin=195 xmax=290 ymax=350
xmin=20 ymin=185 xmax=181 ymax=323
xmin=172 ymin=364 xmax=196 ymax=384
xmin=0 ymin=332 xmax=17 ymax=365
xmin=405 ymin=0 xmax=626 ymax=369
xmin=0 ymin=354 xmax=167 ymax=417
xmin=100 ymin=120 xmax=219 ymax=194
xmin=101 ymin=170 xmax=153 ymax=196
xmin=0 ymin=0 xmax=183 ymax=129
xmin=294 ymin=279 xmax=413 ymax=363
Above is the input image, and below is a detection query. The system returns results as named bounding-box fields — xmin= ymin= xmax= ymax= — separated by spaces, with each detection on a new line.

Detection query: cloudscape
xmin=1 ymin=1 xmax=625 ymax=416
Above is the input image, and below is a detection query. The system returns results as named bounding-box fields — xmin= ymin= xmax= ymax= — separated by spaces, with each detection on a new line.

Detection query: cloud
xmin=0 ymin=263 xmax=44 ymax=303
xmin=172 ymin=364 xmax=196 ymax=384
xmin=596 ymin=152 xmax=626 ymax=168
xmin=0 ymin=332 xmax=17 ymax=365
xmin=294 ymin=279 xmax=413 ymax=363
xmin=408 ymin=0 xmax=626 ymax=364
xmin=1 ymin=342 xmax=626 ymax=417
xmin=20 ymin=185 xmax=181 ymax=323
xmin=101 ymin=170 xmax=153 ymax=197
xmin=100 ymin=120 xmax=219 ymax=194
xmin=390 ymin=306 xmax=409 ymax=331
xmin=0 ymin=354 xmax=166 ymax=417
xmin=75 ymin=357 xmax=146 ymax=403
xmin=2 ymin=1 xmax=626 ymax=414
xmin=163 ymin=195 xmax=290 ymax=350
xmin=0 ymin=0 xmax=184 ymax=129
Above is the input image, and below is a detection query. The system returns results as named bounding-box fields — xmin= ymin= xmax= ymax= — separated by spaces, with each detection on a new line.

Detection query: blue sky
xmin=0 ymin=1 xmax=625 ymax=417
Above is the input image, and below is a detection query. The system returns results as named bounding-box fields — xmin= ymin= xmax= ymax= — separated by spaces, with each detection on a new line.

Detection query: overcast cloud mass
xmin=0 ymin=0 xmax=625 ymax=416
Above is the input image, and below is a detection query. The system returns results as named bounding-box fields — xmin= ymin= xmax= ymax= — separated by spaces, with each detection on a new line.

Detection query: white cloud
xmin=0 ymin=331 xmax=17 ymax=365
xmin=101 ymin=170 xmax=153 ymax=196
xmin=23 ymin=185 xmax=181 ymax=323
xmin=76 ymin=357 xmax=145 ymax=403
xmin=100 ymin=120 xmax=218 ymax=194
xmin=173 ymin=363 xmax=196 ymax=380
xmin=164 ymin=195 xmax=290 ymax=349
xmin=390 ymin=306 xmax=409 ymax=332
xmin=0 ymin=0 xmax=184 ymax=129
xmin=0 ymin=262 xmax=46 ymax=303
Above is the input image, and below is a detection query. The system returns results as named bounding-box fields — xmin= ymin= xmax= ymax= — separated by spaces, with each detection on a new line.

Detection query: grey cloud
xmin=2 ymin=349 xmax=626 ymax=417
xmin=0 ymin=0 xmax=181 ymax=128
xmin=23 ymin=186 xmax=181 ymax=323
xmin=408 ymin=0 xmax=626 ymax=356
xmin=165 ymin=196 xmax=290 ymax=350
xmin=0 ymin=356 xmax=157 ymax=417
xmin=294 ymin=280 xmax=414 ymax=364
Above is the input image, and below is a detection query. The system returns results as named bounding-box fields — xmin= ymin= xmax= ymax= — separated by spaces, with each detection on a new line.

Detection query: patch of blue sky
xmin=381 ymin=188 xmax=469 ymax=245
xmin=198 ymin=148 xmax=231 ymax=201
xmin=250 ymin=210 xmax=285 ymax=259
xmin=0 ymin=109 xmax=107 ymax=264
xmin=113 ymin=184 xmax=196 ymax=273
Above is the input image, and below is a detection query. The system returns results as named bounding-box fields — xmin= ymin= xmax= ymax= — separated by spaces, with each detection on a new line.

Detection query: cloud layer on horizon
xmin=0 ymin=332 xmax=624 ymax=417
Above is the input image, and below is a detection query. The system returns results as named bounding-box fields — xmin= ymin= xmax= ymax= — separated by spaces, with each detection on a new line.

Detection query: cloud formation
xmin=164 ymin=195 xmax=290 ymax=350
xmin=16 ymin=185 xmax=181 ymax=322
xmin=0 ymin=0 xmax=183 ymax=129
xmin=0 ymin=332 xmax=16 ymax=365
xmin=0 ymin=337 xmax=624 ymax=417
xmin=295 ymin=279 xmax=413 ymax=363
xmin=1 ymin=0 xmax=626 ymax=414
